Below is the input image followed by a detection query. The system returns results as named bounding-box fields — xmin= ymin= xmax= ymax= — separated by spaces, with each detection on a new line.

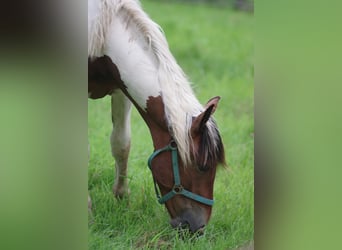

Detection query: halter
xmin=147 ymin=140 xmax=214 ymax=206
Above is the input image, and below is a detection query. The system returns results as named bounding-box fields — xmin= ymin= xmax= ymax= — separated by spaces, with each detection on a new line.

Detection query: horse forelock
xmin=90 ymin=0 xmax=218 ymax=166
xmin=195 ymin=118 xmax=226 ymax=171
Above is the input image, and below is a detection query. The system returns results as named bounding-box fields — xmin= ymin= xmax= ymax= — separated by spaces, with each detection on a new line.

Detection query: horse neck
xmin=135 ymin=95 xmax=172 ymax=150
xmin=100 ymin=9 xmax=198 ymax=153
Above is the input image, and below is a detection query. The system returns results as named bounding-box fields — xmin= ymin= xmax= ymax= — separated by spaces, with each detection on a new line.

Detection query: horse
xmin=88 ymin=0 xmax=225 ymax=233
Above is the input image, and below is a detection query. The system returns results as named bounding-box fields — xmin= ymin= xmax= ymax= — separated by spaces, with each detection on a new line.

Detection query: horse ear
xmin=191 ymin=96 xmax=220 ymax=135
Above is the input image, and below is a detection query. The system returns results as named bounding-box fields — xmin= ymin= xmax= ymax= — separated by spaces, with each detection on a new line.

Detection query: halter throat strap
xmin=147 ymin=140 xmax=214 ymax=206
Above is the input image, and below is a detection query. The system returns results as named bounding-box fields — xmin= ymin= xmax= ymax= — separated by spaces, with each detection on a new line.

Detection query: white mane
xmin=89 ymin=0 xmax=218 ymax=165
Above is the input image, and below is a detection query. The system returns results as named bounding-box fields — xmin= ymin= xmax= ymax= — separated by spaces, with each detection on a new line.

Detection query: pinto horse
xmin=88 ymin=0 xmax=225 ymax=233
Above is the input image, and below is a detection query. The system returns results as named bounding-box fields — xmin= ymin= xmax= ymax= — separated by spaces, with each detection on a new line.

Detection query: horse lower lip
xmin=170 ymin=218 xmax=205 ymax=234
xmin=195 ymin=225 xmax=205 ymax=235
xmin=170 ymin=217 xmax=190 ymax=230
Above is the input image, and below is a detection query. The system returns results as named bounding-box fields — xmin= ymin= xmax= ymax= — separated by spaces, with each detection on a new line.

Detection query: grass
xmin=88 ymin=0 xmax=253 ymax=249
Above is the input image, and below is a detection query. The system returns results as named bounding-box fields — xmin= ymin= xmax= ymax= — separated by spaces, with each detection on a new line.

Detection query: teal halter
xmin=147 ymin=140 xmax=214 ymax=206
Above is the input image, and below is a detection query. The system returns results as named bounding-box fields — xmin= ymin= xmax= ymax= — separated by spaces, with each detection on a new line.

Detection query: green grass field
xmin=88 ymin=0 xmax=253 ymax=249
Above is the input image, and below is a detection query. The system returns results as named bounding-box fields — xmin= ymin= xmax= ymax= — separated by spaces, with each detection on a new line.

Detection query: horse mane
xmin=89 ymin=0 xmax=225 ymax=167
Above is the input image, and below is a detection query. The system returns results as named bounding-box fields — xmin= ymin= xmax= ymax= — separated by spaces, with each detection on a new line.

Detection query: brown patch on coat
xmin=144 ymin=95 xmax=171 ymax=149
xmin=88 ymin=56 xmax=124 ymax=99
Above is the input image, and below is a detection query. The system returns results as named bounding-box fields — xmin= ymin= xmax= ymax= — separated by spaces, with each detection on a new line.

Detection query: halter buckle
xmin=172 ymin=184 xmax=183 ymax=194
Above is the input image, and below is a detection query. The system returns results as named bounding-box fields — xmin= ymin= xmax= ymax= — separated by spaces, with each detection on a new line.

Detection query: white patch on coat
xmin=104 ymin=14 xmax=161 ymax=109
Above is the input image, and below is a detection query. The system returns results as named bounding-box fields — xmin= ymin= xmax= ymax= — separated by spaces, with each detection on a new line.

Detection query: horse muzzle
xmin=170 ymin=209 xmax=207 ymax=234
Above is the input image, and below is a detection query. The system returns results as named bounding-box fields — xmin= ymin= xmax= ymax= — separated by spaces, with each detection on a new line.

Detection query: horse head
xmin=147 ymin=97 xmax=225 ymax=233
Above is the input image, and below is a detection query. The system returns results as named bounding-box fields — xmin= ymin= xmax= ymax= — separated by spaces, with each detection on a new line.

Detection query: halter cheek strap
xmin=148 ymin=140 xmax=214 ymax=206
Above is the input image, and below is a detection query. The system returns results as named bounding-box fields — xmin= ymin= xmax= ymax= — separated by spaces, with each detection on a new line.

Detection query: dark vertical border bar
xmin=0 ymin=1 xmax=88 ymax=249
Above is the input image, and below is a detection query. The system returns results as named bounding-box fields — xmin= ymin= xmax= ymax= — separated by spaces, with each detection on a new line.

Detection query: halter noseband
xmin=147 ymin=140 xmax=214 ymax=206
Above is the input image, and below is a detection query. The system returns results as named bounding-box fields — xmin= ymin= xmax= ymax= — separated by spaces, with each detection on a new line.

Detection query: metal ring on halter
xmin=169 ymin=140 xmax=177 ymax=150
xmin=172 ymin=184 xmax=183 ymax=194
